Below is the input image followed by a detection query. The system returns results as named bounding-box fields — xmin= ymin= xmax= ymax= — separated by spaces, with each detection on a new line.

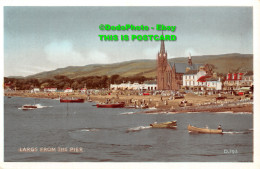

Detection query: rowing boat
xmin=187 ymin=124 xmax=223 ymax=134
xmin=150 ymin=120 xmax=177 ymax=128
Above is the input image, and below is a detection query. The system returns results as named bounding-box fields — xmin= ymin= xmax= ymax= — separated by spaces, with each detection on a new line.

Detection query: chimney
xmin=199 ymin=66 xmax=205 ymax=72
xmin=186 ymin=67 xmax=190 ymax=72
xmin=213 ymin=72 xmax=217 ymax=78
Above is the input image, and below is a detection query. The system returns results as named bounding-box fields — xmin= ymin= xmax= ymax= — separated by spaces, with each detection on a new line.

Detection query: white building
xmin=183 ymin=68 xmax=222 ymax=91
xmin=110 ymin=82 xmax=157 ymax=91
xmin=64 ymin=88 xmax=73 ymax=93
xmin=80 ymin=88 xmax=87 ymax=93
xmin=183 ymin=68 xmax=207 ymax=90
xmin=44 ymin=87 xmax=57 ymax=92
xmin=206 ymin=78 xmax=222 ymax=90
xmin=31 ymin=88 xmax=40 ymax=93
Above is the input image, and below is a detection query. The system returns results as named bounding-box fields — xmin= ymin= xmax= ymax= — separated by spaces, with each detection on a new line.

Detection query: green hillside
xmin=25 ymin=53 xmax=253 ymax=79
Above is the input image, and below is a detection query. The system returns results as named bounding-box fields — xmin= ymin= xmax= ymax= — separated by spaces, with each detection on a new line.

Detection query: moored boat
xmin=150 ymin=120 xmax=177 ymax=128
xmin=60 ymin=98 xmax=85 ymax=103
xmin=96 ymin=102 xmax=125 ymax=108
xmin=187 ymin=124 xmax=223 ymax=134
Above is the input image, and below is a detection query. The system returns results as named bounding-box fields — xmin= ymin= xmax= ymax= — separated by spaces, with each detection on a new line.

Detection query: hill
xmin=25 ymin=53 xmax=253 ymax=79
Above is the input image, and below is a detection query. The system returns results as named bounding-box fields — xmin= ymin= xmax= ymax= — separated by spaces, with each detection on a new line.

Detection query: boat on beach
xmin=150 ymin=120 xmax=177 ymax=128
xmin=216 ymin=96 xmax=227 ymax=100
xmin=60 ymin=98 xmax=85 ymax=103
xmin=96 ymin=102 xmax=125 ymax=108
xmin=187 ymin=124 xmax=223 ymax=134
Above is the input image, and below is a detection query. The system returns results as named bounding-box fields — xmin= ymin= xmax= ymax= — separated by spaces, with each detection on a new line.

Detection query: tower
xmin=188 ymin=52 xmax=192 ymax=66
xmin=157 ymin=32 xmax=168 ymax=90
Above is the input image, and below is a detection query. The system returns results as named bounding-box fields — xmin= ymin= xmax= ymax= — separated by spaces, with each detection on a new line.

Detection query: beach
xmin=4 ymin=90 xmax=253 ymax=114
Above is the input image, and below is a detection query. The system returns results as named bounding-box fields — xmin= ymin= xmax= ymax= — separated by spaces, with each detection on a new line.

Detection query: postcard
xmin=1 ymin=2 xmax=259 ymax=169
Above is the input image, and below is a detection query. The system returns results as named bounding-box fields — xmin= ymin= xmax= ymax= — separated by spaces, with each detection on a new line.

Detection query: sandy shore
xmin=5 ymin=90 xmax=253 ymax=114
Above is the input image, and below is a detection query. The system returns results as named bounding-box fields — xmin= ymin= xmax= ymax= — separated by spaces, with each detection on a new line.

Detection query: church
xmin=157 ymin=39 xmax=204 ymax=90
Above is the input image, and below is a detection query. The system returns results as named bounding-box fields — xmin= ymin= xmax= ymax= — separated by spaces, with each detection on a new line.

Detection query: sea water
xmin=4 ymin=96 xmax=253 ymax=162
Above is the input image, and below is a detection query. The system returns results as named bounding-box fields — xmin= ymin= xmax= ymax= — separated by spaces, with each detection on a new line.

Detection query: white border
xmin=0 ymin=0 xmax=259 ymax=169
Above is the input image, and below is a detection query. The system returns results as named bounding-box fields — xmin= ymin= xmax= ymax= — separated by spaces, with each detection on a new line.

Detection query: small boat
xmin=216 ymin=96 xmax=227 ymax=100
xmin=150 ymin=120 xmax=177 ymax=128
xmin=21 ymin=104 xmax=38 ymax=110
xmin=60 ymin=98 xmax=85 ymax=103
xmin=174 ymin=95 xmax=184 ymax=99
xmin=96 ymin=102 xmax=125 ymax=108
xmin=187 ymin=124 xmax=223 ymax=134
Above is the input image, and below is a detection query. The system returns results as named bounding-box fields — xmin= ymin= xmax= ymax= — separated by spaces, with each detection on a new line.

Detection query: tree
xmin=110 ymin=74 xmax=120 ymax=84
xmin=204 ymin=64 xmax=216 ymax=75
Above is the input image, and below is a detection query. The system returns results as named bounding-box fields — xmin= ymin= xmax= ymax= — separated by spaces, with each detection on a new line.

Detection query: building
xmin=64 ymin=88 xmax=73 ymax=93
xmin=223 ymin=71 xmax=253 ymax=91
xmin=183 ymin=68 xmax=207 ymax=89
xmin=205 ymin=77 xmax=222 ymax=91
xmin=80 ymin=88 xmax=87 ymax=93
xmin=44 ymin=87 xmax=57 ymax=92
xmin=31 ymin=88 xmax=40 ymax=93
xmin=243 ymin=71 xmax=253 ymax=87
xmin=4 ymin=82 xmax=12 ymax=90
xmin=157 ymin=37 xmax=203 ymax=90
xmin=223 ymin=72 xmax=244 ymax=90
xmin=183 ymin=68 xmax=222 ymax=91
xmin=110 ymin=82 xmax=157 ymax=91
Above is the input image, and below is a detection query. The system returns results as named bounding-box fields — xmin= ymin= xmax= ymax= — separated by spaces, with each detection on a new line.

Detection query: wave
xmin=146 ymin=112 xmax=171 ymax=115
xmin=214 ymin=111 xmax=234 ymax=114
xmin=233 ymin=112 xmax=252 ymax=115
xmin=223 ymin=130 xmax=252 ymax=134
xmin=212 ymin=111 xmax=252 ymax=114
xmin=126 ymin=126 xmax=151 ymax=132
xmin=35 ymin=104 xmax=53 ymax=108
xmin=120 ymin=112 xmax=135 ymax=115
xmin=80 ymin=128 xmax=99 ymax=132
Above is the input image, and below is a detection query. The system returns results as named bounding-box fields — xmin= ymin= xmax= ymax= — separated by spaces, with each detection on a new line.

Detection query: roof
xmin=184 ymin=70 xmax=198 ymax=75
xmin=197 ymin=75 xmax=211 ymax=82
xmin=168 ymin=62 xmax=204 ymax=73
xmin=144 ymin=80 xmax=157 ymax=84
xmin=205 ymin=77 xmax=219 ymax=81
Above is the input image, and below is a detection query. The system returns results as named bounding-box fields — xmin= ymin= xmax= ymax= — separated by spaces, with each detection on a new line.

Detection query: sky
xmin=4 ymin=6 xmax=253 ymax=77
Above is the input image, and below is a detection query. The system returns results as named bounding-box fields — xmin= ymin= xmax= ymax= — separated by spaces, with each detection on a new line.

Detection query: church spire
xmin=160 ymin=31 xmax=165 ymax=54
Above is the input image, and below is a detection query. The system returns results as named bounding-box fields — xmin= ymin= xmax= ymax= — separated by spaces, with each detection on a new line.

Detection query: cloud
xmin=143 ymin=44 xmax=160 ymax=59
xmin=87 ymin=50 xmax=111 ymax=64
xmin=44 ymin=40 xmax=85 ymax=67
